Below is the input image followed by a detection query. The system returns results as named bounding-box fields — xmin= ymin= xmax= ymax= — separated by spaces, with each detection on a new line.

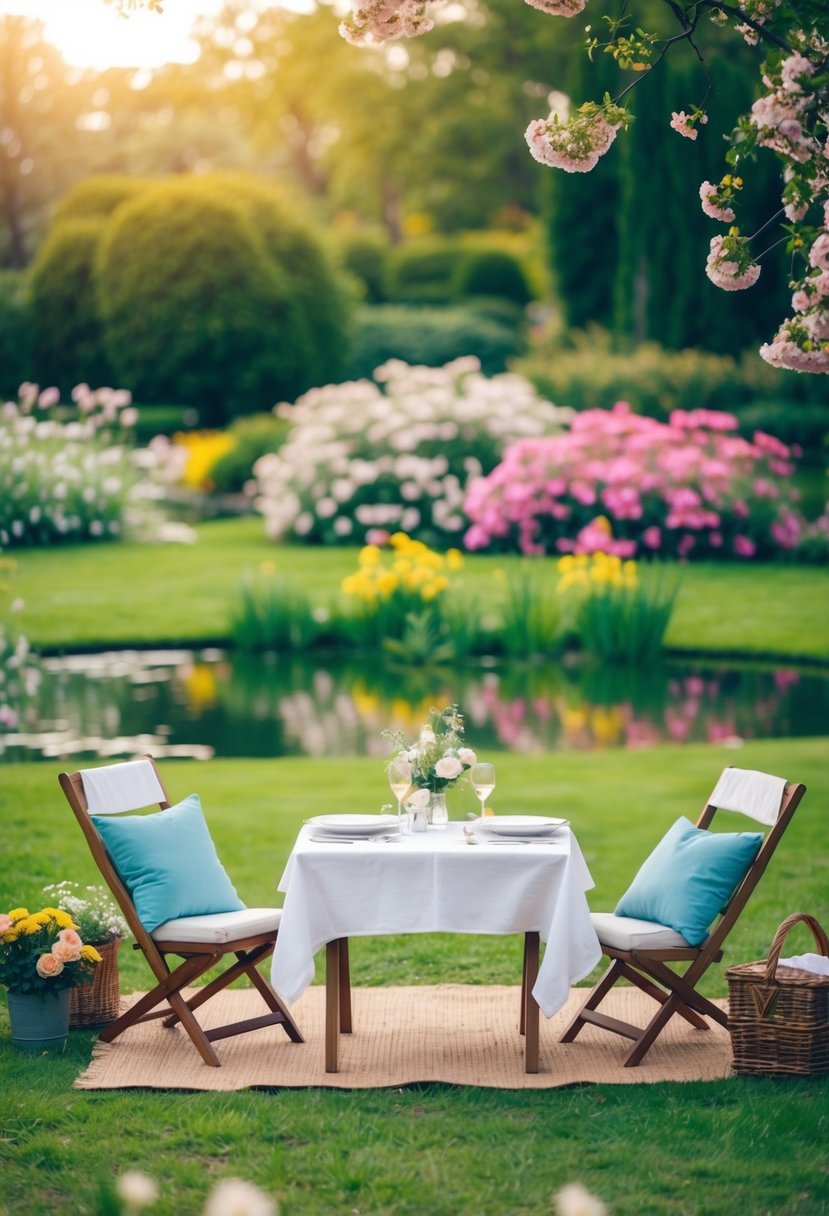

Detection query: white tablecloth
xmin=271 ymin=822 xmax=601 ymax=1017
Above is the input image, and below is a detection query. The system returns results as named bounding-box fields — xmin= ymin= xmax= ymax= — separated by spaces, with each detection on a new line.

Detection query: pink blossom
xmin=642 ymin=526 xmax=662 ymax=550
xmin=733 ymin=535 xmax=757 ymax=558
xmin=699 ymin=182 xmax=734 ymax=223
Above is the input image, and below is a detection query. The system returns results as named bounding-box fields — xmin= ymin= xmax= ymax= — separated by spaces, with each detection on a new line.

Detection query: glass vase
xmin=428 ymin=790 xmax=449 ymax=827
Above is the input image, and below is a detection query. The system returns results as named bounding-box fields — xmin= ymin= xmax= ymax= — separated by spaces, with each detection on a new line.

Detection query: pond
xmin=3 ymin=648 xmax=827 ymax=763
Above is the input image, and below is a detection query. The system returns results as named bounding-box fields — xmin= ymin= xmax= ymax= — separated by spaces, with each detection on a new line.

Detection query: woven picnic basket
xmin=727 ymin=913 xmax=829 ymax=1077
xmin=69 ymin=935 xmax=123 ymax=1028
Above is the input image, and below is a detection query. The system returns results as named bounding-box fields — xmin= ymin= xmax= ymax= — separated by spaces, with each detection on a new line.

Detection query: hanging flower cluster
xmin=704 ymin=230 xmax=762 ymax=291
xmin=699 ymin=176 xmax=741 ymax=223
xmin=526 ymin=101 xmax=629 ymax=173
xmin=338 ymin=0 xmax=433 ymax=46
xmin=760 ymin=198 xmax=829 ymax=373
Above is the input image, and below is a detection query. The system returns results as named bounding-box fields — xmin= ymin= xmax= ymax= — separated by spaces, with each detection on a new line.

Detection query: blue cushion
xmin=93 ymin=793 xmax=245 ymax=933
xmin=614 ymin=816 xmax=763 ymax=947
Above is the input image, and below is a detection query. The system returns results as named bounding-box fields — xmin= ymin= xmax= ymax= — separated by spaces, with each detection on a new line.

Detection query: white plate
xmin=475 ymin=815 xmax=569 ymax=838
xmin=305 ymin=814 xmax=399 ymax=837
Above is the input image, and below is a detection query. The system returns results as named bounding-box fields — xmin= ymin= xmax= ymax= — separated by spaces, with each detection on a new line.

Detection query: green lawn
xmin=2 ymin=740 xmax=828 ymax=1214
xmin=8 ymin=517 xmax=829 ymax=660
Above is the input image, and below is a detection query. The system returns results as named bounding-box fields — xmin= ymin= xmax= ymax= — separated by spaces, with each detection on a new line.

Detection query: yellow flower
xmin=377 ymin=571 xmax=399 ymax=598
xmin=81 ymin=944 xmax=102 ymax=964
xmin=389 ymin=532 xmax=410 ymax=550
xmin=8 ymin=908 xmax=29 ymax=921
xmin=358 ymin=544 xmax=381 ymax=567
xmin=446 ymin=549 xmax=463 ymax=571
xmin=557 ymin=555 xmax=576 ymax=574
xmin=20 ymin=917 xmax=43 ymax=935
xmin=53 ymin=910 xmax=77 ymax=930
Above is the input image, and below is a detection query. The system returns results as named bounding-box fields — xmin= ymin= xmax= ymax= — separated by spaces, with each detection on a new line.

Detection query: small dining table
xmin=270 ymin=820 xmax=601 ymax=1073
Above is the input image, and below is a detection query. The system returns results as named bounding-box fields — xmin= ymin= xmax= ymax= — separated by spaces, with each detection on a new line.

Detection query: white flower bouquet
xmin=385 ymin=704 xmax=476 ymax=795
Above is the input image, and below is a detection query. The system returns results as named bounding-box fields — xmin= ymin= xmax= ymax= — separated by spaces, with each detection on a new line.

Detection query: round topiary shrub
xmin=52 ymin=174 xmax=152 ymax=225
xmin=29 ymin=219 xmax=115 ymax=393
xmin=97 ymin=176 xmax=349 ymax=424
xmin=451 ymin=247 xmax=533 ymax=307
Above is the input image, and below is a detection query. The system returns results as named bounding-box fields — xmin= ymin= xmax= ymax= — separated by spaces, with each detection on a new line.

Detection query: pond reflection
xmin=3 ymin=648 xmax=827 ymax=762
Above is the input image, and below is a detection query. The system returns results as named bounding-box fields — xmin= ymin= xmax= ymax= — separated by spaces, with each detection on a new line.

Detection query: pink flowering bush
xmin=463 ymin=401 xmax=809 ymax=561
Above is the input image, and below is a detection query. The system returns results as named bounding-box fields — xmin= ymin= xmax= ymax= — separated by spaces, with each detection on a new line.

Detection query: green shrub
xmin=97 ymin=175 xmax=349 ymax=424
xmin=209 ymin=413 xmax=291 ymax=495
xmin=133 ymin=404 xmax=200 ymax=445
xmin=451 ymin=247 xmax=533 ymax=307
xmin=208 ymin=173 xmax=351 ymax=395
xmin=347 ymin=304 xmax=523 ymax=379
xmin=0 ymin=271 xmax=33 ymax=397
xmin=733 ymin=400 xmax=829 ymax=458
xmin=335 ymin=229 xmax=390 ymax=304
xmin=517 ymin=328 xmax=750 ymax=417
xmin=386 ymin=238 xmax=467 ymax=303
xmin=51 ymin=175 xmax=152 ymax=225
xmin=29 ymin=219 xmax=114 ymax=393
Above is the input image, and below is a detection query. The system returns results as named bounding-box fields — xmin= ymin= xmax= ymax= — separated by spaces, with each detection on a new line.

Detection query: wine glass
xmin=388 ymin=755 xmax=411 ymax=832
xmin=470 ymin=762 xmax=495 ymax=819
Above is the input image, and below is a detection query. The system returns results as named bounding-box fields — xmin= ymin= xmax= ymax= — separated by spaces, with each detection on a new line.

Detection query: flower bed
xmin=253 ymin=357 xmax=571 ymax=547
xmin=463 ymin=401 xmax=815 ymax=560
xmin=0 ymin=383 xmax=140 ymax=548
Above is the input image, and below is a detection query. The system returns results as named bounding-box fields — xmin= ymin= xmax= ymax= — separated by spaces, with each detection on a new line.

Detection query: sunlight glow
xmin=0 ymin=0 xmax=228 ymax=69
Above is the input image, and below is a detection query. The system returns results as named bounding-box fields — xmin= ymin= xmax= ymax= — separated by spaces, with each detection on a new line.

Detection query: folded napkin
xmin=708 ymin=768 xmax=786 ymax=826
xmin=81 ymin=759 xmax=165 ymax=815
xmin=778 ymin=953 xmax=829 ymax=977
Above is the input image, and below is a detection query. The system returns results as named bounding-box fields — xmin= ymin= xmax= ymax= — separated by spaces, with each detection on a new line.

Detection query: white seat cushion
xmin=592 ymin=911 xmax=694 ymax=952
xmin=152 ymin=907 xmax=282 ymax=945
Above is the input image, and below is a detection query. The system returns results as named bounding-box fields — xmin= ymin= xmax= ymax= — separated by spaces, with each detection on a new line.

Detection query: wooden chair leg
xmin=560 ymin=958 xmax=625 ymax=1043
xmin=523 ymin=931 xmax=540 ymax=1074
xmin=623 ymin=994 xmax=682 ymax=1067
xmin=520 ymin=935 xmax=528 ymax=1036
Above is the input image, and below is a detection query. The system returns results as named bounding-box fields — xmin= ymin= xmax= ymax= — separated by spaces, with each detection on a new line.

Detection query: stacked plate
xmin=305 ymin=813 xmax=399 ymax=840
xmin=472 ymin=815 xmax=569 ymax=839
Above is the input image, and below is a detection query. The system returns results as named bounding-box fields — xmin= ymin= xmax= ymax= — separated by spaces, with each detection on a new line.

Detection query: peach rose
xmin=36 ymin=953 xmax=64 ymax=978
xmin=52 ymin=940 xmax=82 ymax=963
xmin=58 ymin=928 xmax=83 ymax=949
xmin=0 ymin=913 xmax=13 ymax=935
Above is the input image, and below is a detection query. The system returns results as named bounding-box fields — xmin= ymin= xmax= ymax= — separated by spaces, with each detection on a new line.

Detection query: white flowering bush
xmin=0 ymin=382 xmax=141 ymax=548
xmin=253 ymin=357 xmax=572 ymax=547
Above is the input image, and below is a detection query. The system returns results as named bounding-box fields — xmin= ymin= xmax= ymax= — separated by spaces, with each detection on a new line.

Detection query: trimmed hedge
xmin=29 ymin=219 xmax=114 ymax=393
xmin=451 ymin=247 xmax=533 ymax=306
xmin=0 ymin=271 xmax=33 ymax=397
xmin=96 ymin=175 xmax=351 ymax=423
xmin=386 ymin=238 xmax=467 ymax=304
xmin=335 ymin=229 xmax=390 ymax=304
xmin=346 ymin=304 xmax=524 ymax=379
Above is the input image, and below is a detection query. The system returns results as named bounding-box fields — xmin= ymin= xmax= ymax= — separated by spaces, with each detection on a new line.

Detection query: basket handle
xmin=763 ymin=912 xmax=829 ymax=984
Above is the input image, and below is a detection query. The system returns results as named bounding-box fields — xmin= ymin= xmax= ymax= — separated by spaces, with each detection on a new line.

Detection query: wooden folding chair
xmin=561 ymin=767 xmax=806 ymax=1066
xmin=59 ymin=755 xmax=303 ymax=1067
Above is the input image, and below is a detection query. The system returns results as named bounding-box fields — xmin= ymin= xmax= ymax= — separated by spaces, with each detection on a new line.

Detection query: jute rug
xmin=74 ymin=986 xmax=733 ymax=1090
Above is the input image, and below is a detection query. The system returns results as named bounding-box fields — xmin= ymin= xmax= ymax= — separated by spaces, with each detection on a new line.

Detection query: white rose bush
xmin=252 ymin=358 xmax=572 ymax=548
